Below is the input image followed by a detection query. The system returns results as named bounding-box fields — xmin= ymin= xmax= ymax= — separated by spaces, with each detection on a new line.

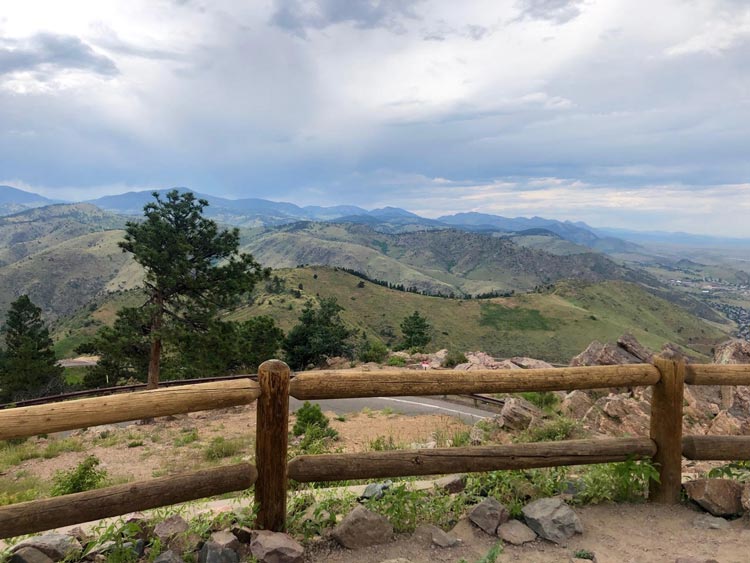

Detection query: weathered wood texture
xmin=683 ymin=435 xmax=750 ymax=460
xmin=649 ymin=356 xmax=685 ymax=504
xmin=289 ymin=364 xmax=660 ymax=400
xmin=685 ymin=363 xmax=750 ymax=386
xmin=0 ymin=463 xmax=256 ymax=539
xmin=0 ymin=379 xmax=260 ymax=441
xmin=255 ymin=360 xmax=290 ymax=532
xmin=287 ymin=437 xmax=656 ymax=482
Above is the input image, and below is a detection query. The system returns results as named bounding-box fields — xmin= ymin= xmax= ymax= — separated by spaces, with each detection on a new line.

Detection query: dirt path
xmin=309 ymin=503 xmax=748 ymax=563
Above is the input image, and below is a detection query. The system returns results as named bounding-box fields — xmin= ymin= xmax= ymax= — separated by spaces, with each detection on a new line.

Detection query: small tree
xmin=0 ymin=295 xmax=63 ymax=401
xmin=400 ymin=310 xmax=431 ymax=350
xmin=120 ymin=190 xmax=268 ymax=388
xmin=283 ymin=297 xmax=353 ymax=369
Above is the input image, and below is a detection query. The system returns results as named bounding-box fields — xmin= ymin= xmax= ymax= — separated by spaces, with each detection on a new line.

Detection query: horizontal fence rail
xmin=685 ymin=364 xmax=750 ymax=386
xmin=289 ymin=364 xmax=660 ymax=400
xmin=0 ymin=379 xmax=260 ymax=442
xmin=287 ymin=437 xmax=656 ymax=482
xmin=0 ymin=463 xmax=257 ymax=539
xmin=682 ymin=435 xmax=750 ymax=461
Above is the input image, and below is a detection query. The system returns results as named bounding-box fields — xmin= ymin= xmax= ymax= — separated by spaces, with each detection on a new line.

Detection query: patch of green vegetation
xmin=203 ymin=437 xmax=248 ymax=461
xmin=386 ymin=355 xmax=406 ymax=366
xmin=518 ymin=391 xmax=561 ymax=413
xmin=42 ymin=437 xmax=84 ymax=458
xmin=0 ymin=471 xmax=46 ymax=506
xmin=479 ymin=303 xmax=551 ymax=331
xmin=51 ymin=455 xmax=108 ymax=496
xmin=173 ymin=429 xmax=199 ymax=447
xmin=368 ymin=435 xmax=399 ymax=451
xmin=515 ymin=416 xmax=583 ymax=443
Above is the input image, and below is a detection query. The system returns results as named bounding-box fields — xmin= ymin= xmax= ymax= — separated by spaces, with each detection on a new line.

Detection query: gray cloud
xmin=271 ymin=0 xmax=421 ymax=35
xmin=515 ymin=0 xmax=585 ymax=24
xmin=0 ymin=33 xmax=118 ymax=77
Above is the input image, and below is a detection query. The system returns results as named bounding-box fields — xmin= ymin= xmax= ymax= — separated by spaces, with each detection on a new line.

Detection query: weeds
xmin=368 ymin=435 xmax=399 ymax=451
xmin=51 ymin=456 xmax=108 ymax=496
xmin=203 ymin=437 xmax=247 ymax=461
xmin=576 ymin=459 xmax=659 ymax=504
xmin=516 ymin=416 xmax=582 ymax=443
xmin=174 ymin=429 xmax=199 ymax=447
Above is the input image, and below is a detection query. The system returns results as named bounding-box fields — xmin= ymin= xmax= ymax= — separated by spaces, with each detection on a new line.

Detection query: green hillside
xmin=225 ymin=267 xmax=728 ymax=363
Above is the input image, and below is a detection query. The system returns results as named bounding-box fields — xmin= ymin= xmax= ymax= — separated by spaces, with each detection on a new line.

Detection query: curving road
xmin=289 ymin=396 xmax=491 ymax=423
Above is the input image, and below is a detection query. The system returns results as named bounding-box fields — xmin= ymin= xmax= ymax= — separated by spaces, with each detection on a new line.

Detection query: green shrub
xmin=386 ymin=356 xmax=406 ymax=367
xmin=368 ymin=435 xmax=399 ymax=451
xmin=293 ymin=401 xmax=337 ymax=438
xmin=51 ymin=456 xmax=108 ymax=496
xmin=358 ymin=339 xmax=389 ymax=363
xmin=174 ymin=429 xmax=199 ymax=447
xmin=203 ymin=437 xmax=245 ymax=461
xmin=518 ymin=391 xmax=560 ymax=412
xmin=442 ymin=350 xmax=468 ymax=368
xmin=516 ymin=416 xmax=582 ymax=443
xmin=576 ymin=459 xmax=659 ymax=504
xmin=298 ymin=424 xmax=338 ymax=454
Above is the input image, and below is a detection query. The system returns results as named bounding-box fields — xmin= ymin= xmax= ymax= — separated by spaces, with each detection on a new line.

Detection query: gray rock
xmin=12 ymin=534 xmax=82 ymax=560
xmin=153 ymin=550 xmax=185 ymax=563
xmin=249 ymin=530 xmax=304 ymax=563
xmin=468 ymin=497 xmax=509 ymax=535
xmin=522 ymin=497 xmax=583 ymax=544
xmin=8 ymin=547 xmax=53 ymax=563
xmin=497 ymin=520 xmax=537 ymax=545
xmin=359 ymin=480 xmax=393 ymax=501
xmin=154 ymin=515 xmax=190 ymax=540
xmin=692 ymin=513 xmax=729 ymax=529
xmin=198 ymin=541 xmax=239 ymax=563
xmin=230 ymin=525 xmax=253 ymax=544
xmin=499 ymin=398 xmax=542 ymax=431
xmin=435 ymin=474 xmax=466 ymax=494
xmin=413 ymin=524 xmax=459 ymax=548
xmin=332 ymin=505 xmax=393 ymax=548
xmin=683 ymin=478 xmax=743 ymax=516
xmin=209 ymin=531 xmax=239 ymax=551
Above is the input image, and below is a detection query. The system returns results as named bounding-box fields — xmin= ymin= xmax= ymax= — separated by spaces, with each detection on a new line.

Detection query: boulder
xmin=707 ymin=410 xmax=743 ymax=435
xmin=413 ymin=524 xmax=459 ymax=548
xmin=468 ymin=497 xmax=509 ymax=535
xmin=714 ymin=339 xmax=750 ymax=364
xmin=209 ymin=531 xmax=240 ymax=552
xmin=230 ymin=526 xmax=254 ymax=544
xmin=561 ymin=390 xmax=594 ymax=420
xmin=249 ymin=531 xmax=304 ymax=563
xmin=154 ymin=515 xmax=190 ymax=541
xmin=497 ymin=520 xmax=537 ymax=545
xmin=683 ymin=479 xmax=743 ymax=516
xmin=570 ymin=341 xmax=639 ymax=367
xmin=359 ymin=480 xmax=393 ymax=501
xmin=617 ymin=333 xmax=653 ymax=362
xmin=692 ymin=514 xmax=729 ymax=530
xmin=583 ymin=394 xmax=650 ymax=436
xmin=153 ymin=551 xmax=185 ymax=563
xmin=499 ymin=398 xmax=542 ymax=431
xmin=198 ymin=541 xmax=239 ymax=563
xmin=522 ymin=497 xmax=583 ymax=544
xmin=435 ymin=474 xmax=466 ymax=494
xmin=8 ymin=548 xmax=53 ymax=563
xmin=332 ymin=505 xmax=393 ymax=548
xmin=12 ymin=535 xmax=82 ymax=561
xmin=510 ymin=357 xmax=554 ymax=369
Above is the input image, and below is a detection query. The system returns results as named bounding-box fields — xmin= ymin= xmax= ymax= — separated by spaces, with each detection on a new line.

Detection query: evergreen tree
xmin=119 ymin=190 xmax=268 ymax=388
xmin=400 ymin=310 xmax=431 ymax=350
xmin=283 ymin=297 xmax=353 ymax=369
xmin=0 ymin=295 xmax=63 ymax=402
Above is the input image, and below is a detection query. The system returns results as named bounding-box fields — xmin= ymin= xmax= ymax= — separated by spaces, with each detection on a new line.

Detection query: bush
xmin=442 ymin=350 xmax=468 ymax=368
xmin=576 ymin=459 xmax=659 ymax=504
xmin=386 ymin=356 xmax=406 ymax=367
xmin=518 ymin=391 xmax=560 ymax=412
xmin=204 ymin=437 xmax=245 ymax=461
xmin=51 ymin=456 xmax=108 ymax=496
xmin=293 ymin=401 xmax=338 ymax=439
xmin=358 ymin=339 xmax=388 ymax=364
xmin=516 ymin=416 xmax=582 ymax=443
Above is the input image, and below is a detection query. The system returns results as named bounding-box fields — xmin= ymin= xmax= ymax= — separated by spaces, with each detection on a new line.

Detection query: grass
xmin=173 ymin=429 xmax=199 ymax=447
xmin=203 ymin=437 xmax=249 ymax=461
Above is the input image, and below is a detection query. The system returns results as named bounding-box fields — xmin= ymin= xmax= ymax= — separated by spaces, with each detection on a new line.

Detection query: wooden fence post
xmin=649 ymin=355 xmax=686 ymax=504
xmin=255 ymin=359 xmax=291 ymax=531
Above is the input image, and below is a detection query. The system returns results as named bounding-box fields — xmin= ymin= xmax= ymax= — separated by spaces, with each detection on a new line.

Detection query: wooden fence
xmin=1 ymin=357 xmax=750 ymax=539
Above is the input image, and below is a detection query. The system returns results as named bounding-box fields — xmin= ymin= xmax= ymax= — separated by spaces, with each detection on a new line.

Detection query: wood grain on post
xmin=288 ymin=437 xmax=656 ymax=482
xmin=0 ymin=379 xmax=260 ymax=442
xmin=683 ymin=435 xmax=750 ymax=460
xmin=289 ymin=364 xmax=660 ymax=400
xmin=255 ymin=359 xmax=290 ymax=532
xmin=685 ymin=364 xmax=750 ymax=386
xmin=0 ymin=463 xmax=256 ymax=540
xmin=649 ymin=356 xmax=685 ymax=504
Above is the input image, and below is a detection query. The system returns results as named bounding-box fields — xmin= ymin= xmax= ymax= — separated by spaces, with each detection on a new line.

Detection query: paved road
xmin=289 ymin=396 xmax=491 ymax=423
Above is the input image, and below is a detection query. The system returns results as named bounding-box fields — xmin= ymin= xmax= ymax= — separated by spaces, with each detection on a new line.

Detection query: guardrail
xmin=2 ymin=357 xmax=750 ymax=539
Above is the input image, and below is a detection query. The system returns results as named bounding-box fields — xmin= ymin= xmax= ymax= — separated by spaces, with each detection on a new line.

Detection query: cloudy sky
xmin=1 ymin=0 xmax=749 ymax=235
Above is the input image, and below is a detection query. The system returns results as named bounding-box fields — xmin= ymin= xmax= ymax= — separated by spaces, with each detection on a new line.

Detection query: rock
xmin=742 ymin=482 xmax=750 ymax=512
xmin=153 ymin=551 xmax=185 ymax=563
xmin=168 ymin=532 xmax=201 ymax=554
xmin=510 ymin=357 xmax=554 ymax=369
xmin=683 ymin=479 xmax=743 ymax=516
xmin=413 ymin=524 xmax=459 ymax=548
xmin=468 ymin=497 xmax=509 ymax=535
xmin=124 ymin=513 xmax=153 ymax=541
xmin=497 ymin=520 xmax=537 ymax=545
xmin=522 ymin=497 xmax=583 ymax=544
xmin=714 ymin=339 xmax=750 ymax=364
xmin=570 ymin=341 xmax=639 ymax=367
xmin=499 ymin=397 xmax=542 ymax=431
xmin=154 ymin=515 xmax=190 ymax=541
xmin=617 ymin=333 xmax=653 ymax=362
xmin=707 ymin=410 xmax=743 ymax=435
xmin=8 ymin=548 xmax=53 ymax=563
xmin=692 ymin=514 xmax=729 ymax=529
xmin=65 ymin=527 xmax=89 ymax=543
xmin=359 ymin=480 xmax=393 ymax=501
xmin=230 ymin=525 xmax=254 ymax=544
xmin=435 ymin=474 xmax=466 ymax=494
xmin=469 ymin=423 xmax=485 ymax=445
xmin=561 ymin=390 xmax=594 ymax=419
xmin=198 ymin=541 xmax=239 ymax=563
xmin=332 ymin=505 xmax=393 ymax=548
xmin=210 ymin=531 xmax=240 ymax=551
xmin=583 ymin=394 xmax=650 ymax=436
xmin=249 ymin=531 xmax=303 ymax=563
xmin=12 ymin=534 xmax=82 ymax=560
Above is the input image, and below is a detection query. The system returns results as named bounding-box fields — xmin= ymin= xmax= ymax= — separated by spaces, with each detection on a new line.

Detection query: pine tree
xmin=0 ymin=295 xmax=63 ymax=402
xmin=283 ymin=297 xmax=353 ymax=369
xmin=119 ymin=190 xmax=268 ymax=388
xmin=400 ymin=310 xmax=431 ymax=350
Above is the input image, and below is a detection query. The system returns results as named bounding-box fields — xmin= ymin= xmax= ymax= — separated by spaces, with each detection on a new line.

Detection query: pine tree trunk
xmin=147 ymin=296 xmax=163 ymax=390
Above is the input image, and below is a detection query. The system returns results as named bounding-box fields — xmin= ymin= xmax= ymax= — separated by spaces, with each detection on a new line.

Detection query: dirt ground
xmin=309 ymin=503 xmax=749 ymax=563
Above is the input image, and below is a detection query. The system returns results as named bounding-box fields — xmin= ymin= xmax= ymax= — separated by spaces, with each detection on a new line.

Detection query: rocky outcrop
xmin=570 ymin=340 xmax=642 ymax=367
xmin=582 ymin=394 xmax=650 ymax=436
